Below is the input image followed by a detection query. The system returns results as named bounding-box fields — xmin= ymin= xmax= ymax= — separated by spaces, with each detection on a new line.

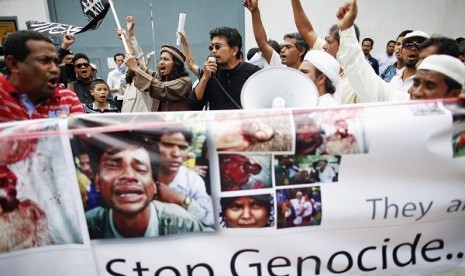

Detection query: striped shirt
xmin=0 ymin=75 xmax=84 ymax=122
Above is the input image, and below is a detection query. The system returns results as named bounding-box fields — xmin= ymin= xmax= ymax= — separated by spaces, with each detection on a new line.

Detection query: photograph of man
xmin=219 ymin=154 xmax=271 ymax=191
xmin=80 ymin=130 xmax=209 ymax=239
xmin=0 ymin=166 xmax=52 ymax=253
xmin=276 ymin=187 xmax=322 ymax=229
xmin=153 ymin=125 xmax=214 ymax=228
xmin=219 ymin=194 xmax=274 ymax=228
xmin=451 ymin=108 xmax=465 ymax=158
xmin=214 ymin=111 xmax=293 ymax=153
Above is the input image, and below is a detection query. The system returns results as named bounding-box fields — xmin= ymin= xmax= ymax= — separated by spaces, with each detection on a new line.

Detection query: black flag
xmin=26 ymin=0 xmax=110 ymax=37
xmin=78 ymin=0 xmax=110 ymax=33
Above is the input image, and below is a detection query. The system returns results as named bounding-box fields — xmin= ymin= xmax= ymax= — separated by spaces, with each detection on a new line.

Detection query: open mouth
xmin=48 ymin=76 xmax=59 ymax=89
xmin=113 ymin=185 xmax=145 ymax=202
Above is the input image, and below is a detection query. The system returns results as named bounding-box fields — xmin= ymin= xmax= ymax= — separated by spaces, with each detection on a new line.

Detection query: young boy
xmin=84 ymin=79 xmax=120 ymax=113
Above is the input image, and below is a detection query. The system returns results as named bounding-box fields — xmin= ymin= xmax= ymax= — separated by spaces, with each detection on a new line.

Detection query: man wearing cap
xmin=299 ymin=50 xmax=341 ymax=106
xmin=336 ymin=0 xmax=465 ymax=102
xmin=125 ymin=44 xmax=192 ymax=111
xmin=389 ymin=30 xmax=430 ymax=93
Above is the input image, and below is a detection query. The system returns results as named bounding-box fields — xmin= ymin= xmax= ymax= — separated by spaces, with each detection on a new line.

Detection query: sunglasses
xmin=74 ymin=63 xmax=90 ymax=69
xmin=208 ymin=43 xmax=226 ymax=51
xmin=402 ymin=41 xmax=422 ymax=50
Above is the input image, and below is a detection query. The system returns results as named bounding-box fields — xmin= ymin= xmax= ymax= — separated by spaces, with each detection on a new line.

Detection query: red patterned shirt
xmin=0 ymin=75 xmax=83 ymax=122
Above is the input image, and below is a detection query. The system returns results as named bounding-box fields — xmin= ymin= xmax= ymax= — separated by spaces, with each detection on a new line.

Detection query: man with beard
xmin=0 ymin=166 xmax=52 ymax=252
xmin=380 ymin=30 xmax=413 ymax=82
xmin=389 ymin=31 xmax=430 ymax=93
xmin=0 ymin=30 xmax=83 ymax=122
xmin=336 ymin=0 xmax=465 ymax=102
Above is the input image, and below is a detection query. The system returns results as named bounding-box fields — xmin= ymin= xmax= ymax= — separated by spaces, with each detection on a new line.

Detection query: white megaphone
xmin=240 ymin=67 xmax=319 ymax=109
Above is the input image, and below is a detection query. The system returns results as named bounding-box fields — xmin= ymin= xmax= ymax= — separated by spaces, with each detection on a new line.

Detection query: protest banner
xmin=0 ymin=100 xmax=464 ymax=276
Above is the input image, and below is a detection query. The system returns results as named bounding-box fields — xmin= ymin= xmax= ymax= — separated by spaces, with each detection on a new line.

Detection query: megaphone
xmin=241 ymin=66 xmax=319 ymax=109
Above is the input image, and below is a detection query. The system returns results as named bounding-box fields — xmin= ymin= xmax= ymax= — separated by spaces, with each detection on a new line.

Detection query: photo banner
xmin=0 ymin=100 xmax=464 ymax=276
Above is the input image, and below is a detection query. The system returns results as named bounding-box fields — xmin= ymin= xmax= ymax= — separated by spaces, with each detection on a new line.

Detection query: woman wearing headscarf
xmin=125 ymin=44 xmax=192 ymax=111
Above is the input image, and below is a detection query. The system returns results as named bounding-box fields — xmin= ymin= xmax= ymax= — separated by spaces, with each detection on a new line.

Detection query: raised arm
xmin=178 ymin=31 xmax=200 ymax=77
xmin=244 ymin=0 xmax=274 ymax=64
xmin=291 ymin=0 xmax=319 ymax=48
xmin=336 ymin=0 xmax=405 ymax=102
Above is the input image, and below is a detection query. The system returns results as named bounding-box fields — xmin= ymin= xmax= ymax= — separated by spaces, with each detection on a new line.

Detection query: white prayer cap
xmin=303 ymin=50 xmax=340 ymax=89
xmin=404 ymin=30 xmax=430 ymax=41
xmin=417 ymin=55 xmax=465 ymax=88
xmin=90 ymin=63 xmax=97 ymax=70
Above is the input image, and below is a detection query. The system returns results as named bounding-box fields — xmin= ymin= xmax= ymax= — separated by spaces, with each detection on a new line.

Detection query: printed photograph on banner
xmin=219 ymin=153 xmax=272 ymax=191
xmin=213 ymin=110 xmax=294 ymax=153
xmin=293 ymin=108 xmax=369 ymax=156
xmin=451 ymin=109 xmax=465 ymax=158
xmin=0 ymin=121 xmax=84 ymax=255
xmin=444 ymin=102 xmax=465 ymax=158
xmin=69 ymin=115 xmax=215 ymax=239
xmin=276 ymin=186 xmax=322 ymax=229
xmin=218 ymin=193 xmax=274 ymax=228
xmin=274 ymin=155 xmax=340 ymax=186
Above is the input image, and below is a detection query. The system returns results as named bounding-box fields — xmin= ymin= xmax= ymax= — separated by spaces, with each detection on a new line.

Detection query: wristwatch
xmin=182 ymin=196 xmax=192 ymax=209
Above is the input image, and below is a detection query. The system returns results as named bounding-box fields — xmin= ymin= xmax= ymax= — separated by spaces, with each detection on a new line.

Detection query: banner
xmin=26 ymin=0 xmax=110 ymax=38
xmin=0 ymin=100 xmax=464 ymax=276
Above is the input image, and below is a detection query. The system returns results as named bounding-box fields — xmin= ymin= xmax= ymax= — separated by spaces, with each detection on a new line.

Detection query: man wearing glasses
xmin=69 ymin=53 xmax=94 ymax=105
xmin=337 ymin=0 xmax=465 ymax=102
xmin=0 ymin=30 xmax=83 ymax=122
xmin=188 ymin=26 xmax=261 ymax=110
xmin=389 ymin=31 xmax=430 ymax=94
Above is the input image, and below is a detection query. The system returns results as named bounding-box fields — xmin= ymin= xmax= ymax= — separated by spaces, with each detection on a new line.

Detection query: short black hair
xmin=329 ymin=24 xmax=361 ymax=44
xmin=72 ymin=53 xmax=90 ymax=64
xmin=362 ymin=38 xmax=374 ymax=46
xmin=113 ymin=53 xmax=124 ymax=61
xmin=2 ymin=30 xmax=54 ymax=75
xmin=247 ymin=47 xmax=259 ymax=60
xmin=387 ymin=40 xmax=396 ymax=46
xmin=283 ymin=32 xmax=309 ymax=61
xmin=268 ymin=39 xmax=281 ymax=54
xmin=79 ymin=130 xmax=161 ymax=182
xmin=210 ymin=26 xmax=243 ymax=60
xmin=90 ymin=78 xmax=109 ymax=91
xmin=419 ymin=36 xmax=461 ymax=58
xmin=397 ymin=30 xmax=413 ymax=40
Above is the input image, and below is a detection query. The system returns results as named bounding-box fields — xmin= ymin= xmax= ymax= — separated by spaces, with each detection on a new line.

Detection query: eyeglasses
xmin=74 ymin=63 xmax=90 ymax=69
xmin=209 ymin=43 xmax=226 ymax=51
xmin=402 ymin=41 xmax=422 ymax=50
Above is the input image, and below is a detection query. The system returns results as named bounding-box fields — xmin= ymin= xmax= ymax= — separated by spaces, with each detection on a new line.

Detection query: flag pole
xmin=108 ymin=0 xmax=130 ymax=54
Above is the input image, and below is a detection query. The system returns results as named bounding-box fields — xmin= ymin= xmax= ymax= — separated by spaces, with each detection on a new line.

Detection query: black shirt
xmin=188 ymin=62 xmax=260 ymax=110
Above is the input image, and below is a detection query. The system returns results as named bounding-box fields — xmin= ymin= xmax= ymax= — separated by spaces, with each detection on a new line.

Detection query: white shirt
xmin=376 ymin=52 xmax=397 ymax=76
xmin=389 ymin=67 xmax=414 ymax=94
xmin=168 ymin=166 xmax=214 ymax=227
xmin=107 ymin=67 xmax=124 ymax=98
xmin=337 ymin=26 xmax=409 ymax=102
